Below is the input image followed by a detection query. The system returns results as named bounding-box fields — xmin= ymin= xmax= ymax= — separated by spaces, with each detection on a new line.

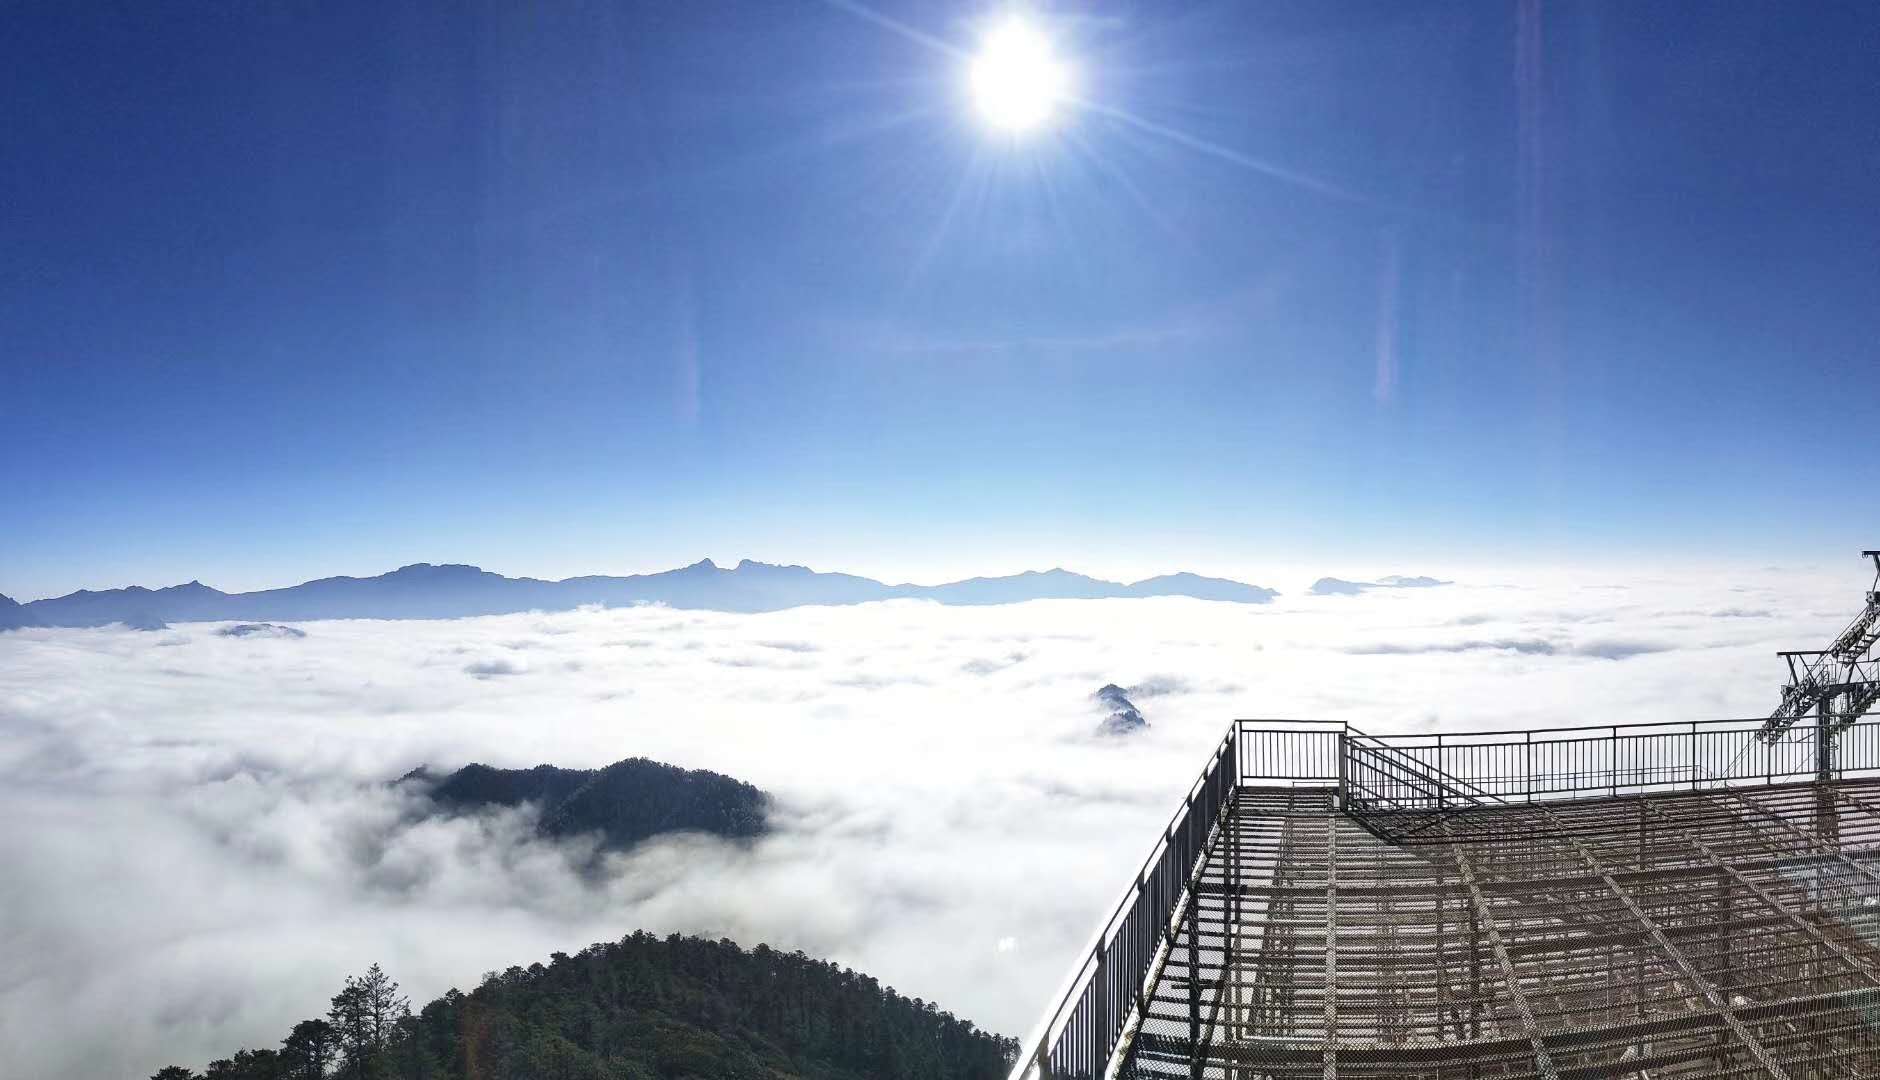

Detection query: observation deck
xmin=1010 ymin=718 xmax=1880 ymax=1079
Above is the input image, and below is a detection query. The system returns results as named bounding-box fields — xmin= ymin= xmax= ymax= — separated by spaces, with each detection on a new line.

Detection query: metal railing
xmin=1007 ymin=712 xmax=1880 ymax=1080
xmin=1343 ymin=714 xmax=1880 ymax=806
xmin=1343 ymin=715 xmax=1880 ymax=842
xmin=1004 ymin=721 xmax=1337 ymax=1080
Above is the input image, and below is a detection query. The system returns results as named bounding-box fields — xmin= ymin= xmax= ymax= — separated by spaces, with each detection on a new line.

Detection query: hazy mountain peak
xmin=390 ymin=562 xmax=486 ymax=577
xmin=735 ymin=559 xmax=810 ymax=573
xmin=218 ymin=622 xmax=307 ymax=639
xmin=1311 ymin=574 xmax=1451 ymax=596
xmin=1309 ymin=577 xmax=1368 ymax=596
xmin=161 ymin=580 xmax=223 ymax=596
xmin=1126 ymin=572 xmax=1280 ymax=603
xmin=1094 ymin=683 xmax=1148 ymax=736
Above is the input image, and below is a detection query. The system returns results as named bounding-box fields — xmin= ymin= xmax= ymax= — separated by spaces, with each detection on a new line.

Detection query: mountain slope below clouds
xmin=11 ymin=559 xmax=1280 ymax=627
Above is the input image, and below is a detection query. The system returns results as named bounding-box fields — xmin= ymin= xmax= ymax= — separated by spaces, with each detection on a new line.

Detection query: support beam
xmin=1449 ymin=850 xmax=1562 ymax=1080
xmin=1187 ymin=879 xmax=1201 ymax=1080
xmin=1321 ymin=815 xmax=1338 ymax=1080
xmin=1818 ymin=694 xmax=1836 ymax=782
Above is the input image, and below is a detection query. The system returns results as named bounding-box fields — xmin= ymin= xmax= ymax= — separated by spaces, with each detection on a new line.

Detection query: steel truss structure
xmin=1761 ymin=552 xmax=1880 ymax=745
xmin=1011 ymin=554 xmax=1880 ymax=1080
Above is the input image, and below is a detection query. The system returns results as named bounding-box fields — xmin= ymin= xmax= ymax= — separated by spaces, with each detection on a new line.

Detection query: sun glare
xmin=969 ymin=17 xmax=1071 ymax=134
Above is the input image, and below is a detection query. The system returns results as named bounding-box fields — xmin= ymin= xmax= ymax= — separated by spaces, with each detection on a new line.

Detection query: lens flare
xmin=969 ymin=17 xmax=1070 ymax=134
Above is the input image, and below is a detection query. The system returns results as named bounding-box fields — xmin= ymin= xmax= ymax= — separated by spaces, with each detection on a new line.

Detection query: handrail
xmin=1346 ymin=725 xmax=1506 ymax=804
xmin=1342 ymin=714 xmax=1805 ymax=741
xmin=1003 ymin=726 xmax=1249 ymax=1080
xmin=1343 ymin=717 xmax=1880 ymax=842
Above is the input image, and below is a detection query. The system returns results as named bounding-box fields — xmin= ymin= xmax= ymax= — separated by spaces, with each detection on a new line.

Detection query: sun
xmin=969 ymin=17 xmax=1072 ymax=134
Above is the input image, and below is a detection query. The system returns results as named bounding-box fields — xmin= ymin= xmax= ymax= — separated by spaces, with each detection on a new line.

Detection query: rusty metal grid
xmin=1122 ymin=780 xmax=1880 ymax=1079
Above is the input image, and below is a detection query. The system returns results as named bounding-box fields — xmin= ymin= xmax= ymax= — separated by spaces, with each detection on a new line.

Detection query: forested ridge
xmin=412 ymin=756 xmax=771 ymax=852
xmin=149 ymin=932 xmax=1018 ymax=1080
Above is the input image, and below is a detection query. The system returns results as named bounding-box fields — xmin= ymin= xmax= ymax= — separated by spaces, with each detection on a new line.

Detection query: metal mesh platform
xmin=1010 ymin=719 xmax=1880 ymax=1080
xmin=1132 ymin=781 xmax=1880 ymax=1079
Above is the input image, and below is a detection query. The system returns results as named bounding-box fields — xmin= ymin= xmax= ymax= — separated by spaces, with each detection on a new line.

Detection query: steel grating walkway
xmin=1127 ymin=781 xmax=1880 ymax=1079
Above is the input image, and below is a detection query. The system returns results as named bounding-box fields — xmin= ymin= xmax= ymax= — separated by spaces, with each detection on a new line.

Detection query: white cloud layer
xmin=0 ymin=564 xmax=1859 ymax=1077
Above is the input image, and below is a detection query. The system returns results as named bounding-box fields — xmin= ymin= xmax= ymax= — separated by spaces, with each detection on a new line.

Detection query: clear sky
xmin=4 ymin=1 xmax=1877 ymax=599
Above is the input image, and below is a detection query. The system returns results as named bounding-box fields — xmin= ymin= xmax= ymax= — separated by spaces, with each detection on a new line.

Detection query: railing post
xmin=1227 ymin=761 xmax=1240 ymax=1050
xmin=1335 ymin=730 xmax=1347 ymax=810
xmin=1610 ymin=726 xmax=1618 ymax=798
xmin=1186 ymin=880 xmax=1200 ymax=1079
xmin=1817 ymin=696 xmax=1834 ymax=782
xmin=1689 ymin=721 xmax=1698 ymax=790
xmin=1436 ymin=733 xmax=1446 ymax=811
xmin=1137 ymin=867 xmax=1150 ymax=1019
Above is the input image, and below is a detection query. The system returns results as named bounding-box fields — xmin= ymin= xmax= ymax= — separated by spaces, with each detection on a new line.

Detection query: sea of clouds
xmin=0 ymin=564 xmax=1859 ymax=1077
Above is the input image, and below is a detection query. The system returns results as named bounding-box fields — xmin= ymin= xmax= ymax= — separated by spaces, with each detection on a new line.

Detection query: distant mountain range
xmin=0 ymin=559 xmax=1279 ymax=629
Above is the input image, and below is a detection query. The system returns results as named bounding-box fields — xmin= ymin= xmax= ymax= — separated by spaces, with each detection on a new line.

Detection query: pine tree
xmin=281 ymin=1017 xmax=336 ymax=1080
xmin=329 ymin=964 xmax=410 ymax=1079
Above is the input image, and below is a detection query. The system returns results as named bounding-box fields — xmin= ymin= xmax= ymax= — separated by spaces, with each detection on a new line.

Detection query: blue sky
xmin=4 ymin=1 xmax=1877 ymax=599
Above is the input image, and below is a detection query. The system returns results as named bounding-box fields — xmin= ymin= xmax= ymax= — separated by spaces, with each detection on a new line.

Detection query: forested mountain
xmin=11 ymin=558 xmax=1278 ymax=627
xmin=149 ymin=932 xmax=1018 ymax=1080
xmin=408 ymin=757 xmax=770 ymax=852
